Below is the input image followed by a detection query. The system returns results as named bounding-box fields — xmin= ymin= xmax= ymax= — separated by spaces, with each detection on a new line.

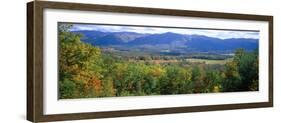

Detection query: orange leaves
xmin=86 ymin=75 xmax=102 ymax=96
xmin=59 ymin=31 xmax=104 ymax=98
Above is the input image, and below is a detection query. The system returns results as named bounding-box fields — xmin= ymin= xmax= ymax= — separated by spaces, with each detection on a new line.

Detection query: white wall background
xmin=0 ymin=0 xmax=280 ymax=122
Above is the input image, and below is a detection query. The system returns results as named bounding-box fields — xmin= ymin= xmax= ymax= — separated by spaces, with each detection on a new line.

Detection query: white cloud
xmin=70 ymin=24 xmax=259 ymax=39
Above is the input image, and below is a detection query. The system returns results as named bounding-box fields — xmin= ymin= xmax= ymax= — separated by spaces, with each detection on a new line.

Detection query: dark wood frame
xmin=27 ymin=1 xmax=273 ymax=122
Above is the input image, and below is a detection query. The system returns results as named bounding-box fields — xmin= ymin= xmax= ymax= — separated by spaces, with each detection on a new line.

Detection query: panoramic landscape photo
xmin=58 ymin=23 xmax=259 ymax=99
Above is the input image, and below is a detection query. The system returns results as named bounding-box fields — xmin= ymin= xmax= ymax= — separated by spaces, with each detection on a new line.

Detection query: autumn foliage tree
xmin=222 ymin=48 xmax=258 ymax=92
xmin=59 ymin=24 xmax=103 ymax=98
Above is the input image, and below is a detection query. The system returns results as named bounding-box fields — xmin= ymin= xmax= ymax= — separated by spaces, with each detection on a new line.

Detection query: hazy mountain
xmin=184 ymin=35 xmax=258 ymax=51
xmin=129 ymin=32 xmax=188 ymax=45
xmin=72 ymin=30 xmax=108 ymax=45
xmin=71 ymin=30 xmax=258 ymax=52
xmin=73 ymin=31 xmax=146 ymax=45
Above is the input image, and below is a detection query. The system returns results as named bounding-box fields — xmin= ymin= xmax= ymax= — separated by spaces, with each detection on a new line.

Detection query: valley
xmin=58 ymin=23 xmax=259 ymax=99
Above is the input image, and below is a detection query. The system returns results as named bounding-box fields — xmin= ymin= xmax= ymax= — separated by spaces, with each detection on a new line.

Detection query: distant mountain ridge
xmin=72 ymin=30 xmax=259 ymax=52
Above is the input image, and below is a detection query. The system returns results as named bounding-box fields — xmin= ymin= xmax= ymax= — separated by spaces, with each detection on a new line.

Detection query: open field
xmin=128 ymin=58 xmax=232 ymax=65
xmin=185 ymin=58 xmax=233 ymax=65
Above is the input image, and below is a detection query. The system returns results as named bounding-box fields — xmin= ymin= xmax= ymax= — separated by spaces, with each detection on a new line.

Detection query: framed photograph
xmin=27 ymin=1 xmax=273 ymax=122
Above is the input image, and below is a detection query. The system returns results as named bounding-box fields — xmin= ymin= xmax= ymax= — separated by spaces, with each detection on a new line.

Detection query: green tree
xmin=222 ymin=61 xmax=242 ymax=92
xmin=101 ymin=77 xmax=116 ymax=97
xmin=234 ymin=49 xmax=259 ymax=91
xmin=191 ymin=65 xmax=206 ymax=93
xmin=159 ymin=66 xmax=192 ymax=94
xmin=204 ymin=70 xmax=222 ymax=92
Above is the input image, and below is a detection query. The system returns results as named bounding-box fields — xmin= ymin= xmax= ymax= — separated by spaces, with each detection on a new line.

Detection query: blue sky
xmin=70 ymin=24 xmax=259 ymax=39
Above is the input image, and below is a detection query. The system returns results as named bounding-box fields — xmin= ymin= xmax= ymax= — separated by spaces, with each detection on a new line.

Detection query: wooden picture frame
xmin=27 ymin=1 xmax=273 ymax=122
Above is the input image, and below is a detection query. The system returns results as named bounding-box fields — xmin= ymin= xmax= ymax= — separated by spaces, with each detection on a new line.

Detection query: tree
xmin=59 ymin=78 xmax=76 ymax=99
xmin=191 ymin=65 xmax=206 ymax=93
xmin=234 ymin=49 xmax=259 ymax=91
xmin=101 ymin=77 xmax=116 ymax=97
xmin=159 ymin=65 xmax=192 ymax=94
xmin=204 ymin=70 xmax=222 ymax=92
xmin=222 ymin=61 xmax=242 ymax=92
xmin=222 ymin=48 xmax=258 ymax=92
xmin=146 ymin=65 xmax=164 ymax=94
xmin=111 ymin=62 xmax=128 ymax=96
xmin=58 ymin=23 xmax=103 ymax=98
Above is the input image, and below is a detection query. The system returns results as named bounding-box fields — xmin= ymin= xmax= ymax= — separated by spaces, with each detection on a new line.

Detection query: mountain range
xmin=72 ymin=30 xmax=259 ymax=53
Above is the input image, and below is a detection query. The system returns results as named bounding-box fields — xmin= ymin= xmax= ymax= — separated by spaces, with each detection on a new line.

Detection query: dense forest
xmin=58 ymin=24 xmax=259 ymax=99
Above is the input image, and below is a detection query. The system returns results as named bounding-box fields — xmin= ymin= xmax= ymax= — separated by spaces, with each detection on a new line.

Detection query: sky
xmin=69 ymin=23 xmax=259 ymax=39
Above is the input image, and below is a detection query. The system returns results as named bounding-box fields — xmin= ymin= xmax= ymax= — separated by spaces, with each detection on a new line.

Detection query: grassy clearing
xmin=185 ymin=58 xmax=232 ymax=65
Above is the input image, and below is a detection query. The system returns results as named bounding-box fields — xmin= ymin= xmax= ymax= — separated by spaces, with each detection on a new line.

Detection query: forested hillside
xmin=73 ymin=30 xmax=258 ymax=52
